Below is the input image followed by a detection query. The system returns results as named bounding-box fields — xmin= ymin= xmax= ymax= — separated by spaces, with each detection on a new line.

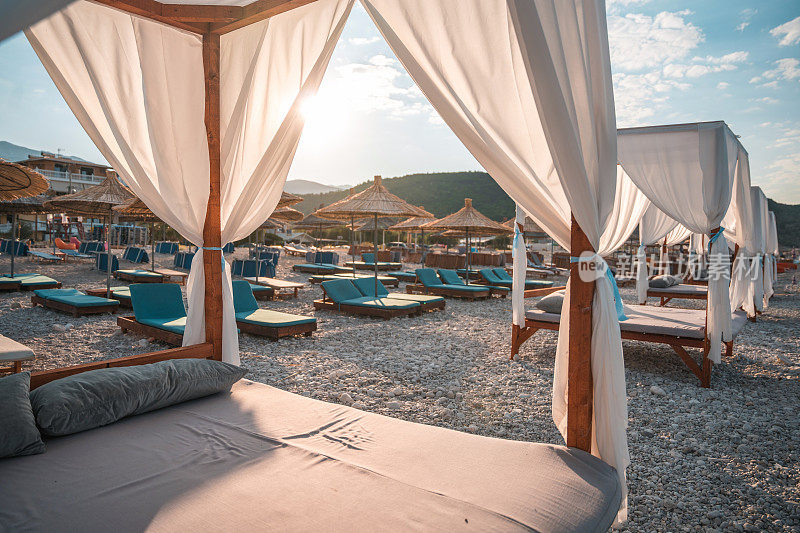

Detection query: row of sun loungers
xmin=314 ymin=278 xmax=445 ymax=318
xmin=0 ymin=273 xmax=60 ymax=292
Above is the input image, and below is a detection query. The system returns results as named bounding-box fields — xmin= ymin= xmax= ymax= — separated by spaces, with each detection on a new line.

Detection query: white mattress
xmin=0 ymin=380 xmax=621 ymax=532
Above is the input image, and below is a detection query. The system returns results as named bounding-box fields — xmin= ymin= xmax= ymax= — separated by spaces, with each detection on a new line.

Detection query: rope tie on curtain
xmin=201 ymin=247 xmax=223 ymax=251
xmin=707 ymin=227 xmax=725 ymax=255
xmin=511 ymin=225 xmax=523 ymax=258
xmin=570 ymin=254 xmax=628 ymax=321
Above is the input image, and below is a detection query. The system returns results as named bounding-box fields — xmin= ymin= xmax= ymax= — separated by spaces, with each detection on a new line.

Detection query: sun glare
xmin=299 ymin=91 xmax=348 ymax=142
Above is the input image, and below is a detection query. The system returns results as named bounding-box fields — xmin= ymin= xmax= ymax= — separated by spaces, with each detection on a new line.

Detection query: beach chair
xmin=173 ymin=251 xmax=195 ymax=270
xmin=85 ymin=286 xmax=133 ymax=308
xmin=308 ymin=273 xmax=400 ymax=288
xmin=314 ymin=278 xmax=421 ymax=319
xmin=408 ymin=268 xmax=491 ymax=301
xmin=231 ymin=259 xmax=274 ymax=278
xmin=490 ymin=268 xmax=554 ymax=290
xmin=31 ymin=288 xmax=119 ymax=317
xmin=529 ymin=253 xmax=566 ymax=275
xmin=344 ymin=252 xmax=402 ymax=271
xmin=122 ymin=246 xmax=148 ymax=264
xmin=155 ymin=241 xmax=179 ymax=255
xmin=385 ymin=270 xmax=418 ymax=283
xmin=351 ymin=277 xmax=445 ymax=312
xmin=96 ymin=253 xmax=120 ymax=273
xmin=3 ymin=273 xmax=61 ymax=290
xmin=117 ymin=283 xmax=186 ymax=345
xmin=223 ymin=242 xmax=235 ymax=254
xmin=439 ymin=269 xmax=508 ymax=298
xmin=1 ymin=240 xmax=29 ymax=256
xmin=231 ymin=280 xmax=316 ymax=340
xmin=113 ymin=269 xmax=165 ymax=283
xmin=61 ymin=249 xmax=93 ymax=260
xmin=28 ymin=250 xmax=62 ymax=262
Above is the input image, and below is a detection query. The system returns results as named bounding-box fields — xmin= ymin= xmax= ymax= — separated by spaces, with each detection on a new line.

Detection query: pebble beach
xmin=1 ymin=247 xmax=798 ymax=532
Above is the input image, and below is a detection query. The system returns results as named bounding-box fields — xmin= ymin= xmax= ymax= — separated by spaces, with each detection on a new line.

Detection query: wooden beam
xmin=90 ymin=0 xmax=213 ymax=33
xmin=567 ymin=215 xmax=595 ymax=453
xmin=210 ymin=0 xmax=320 ymax=34
xmin=203 ymin=32 xmax=224 ymax=362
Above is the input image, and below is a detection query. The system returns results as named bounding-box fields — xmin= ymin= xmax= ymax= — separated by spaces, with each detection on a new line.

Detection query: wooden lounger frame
xmin=0 ymin=280 xmax=22 ymax=291
xmin=117 ymin=316 xmax=183 ymax=346
xmin=31 ymin=294 xmax=119 ymax=317
xmin=113 ymin=270 xmax=166 ymax=283
xmin=344 ymin=262 xmax=400 ymax=272
xmin=236 ymin=319 xmax=316 ymax=340
xmin=511 ymin=317 xmax=732 ymax=388
xmin=405 ymin=284 xmax=491 ymax=301
xmin=29 ymin=343 xmax=213 ymax=390
xmin=84 ymin=288 xmax=133 ymax=308
xmin=20 ymin=281 xmax=62 ymax=291
xmin=314 ymin=287 xmax=422 ymax=319
xmin=647 ymin=288 xmax=707 ymax=307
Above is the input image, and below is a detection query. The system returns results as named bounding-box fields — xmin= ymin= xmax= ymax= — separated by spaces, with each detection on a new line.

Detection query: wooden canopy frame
xmin=26 ymin=0 xmax=598 ymax=456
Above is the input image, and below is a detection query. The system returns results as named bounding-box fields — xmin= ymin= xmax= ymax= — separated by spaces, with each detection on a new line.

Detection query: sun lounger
xmin=3 ymin=273 xmax=61 ymax=290
xmin=351 ymin=277 xmax=445 ymax=312
xmin=155 ymin=241 xmax=179 ymax=255
xmin=231 ymin=280 xmax=316 ymax=340
xmin=0 ymin=334 xmax=35 ymax=374
xmin=78 ymin=241 xmax=105 ymax=255
xmin=489 ymin=268 xmax=555 ymax=291
xmin=244 ymin=277 xmax=303 ymax=298
xmin=113 ymin=269 xmax=165 ymax=283
xmin=85 ymin=287 xmax=133 ymax=308
xmin=314 ymin=278 xmax=421 ymax=319
xmin=283 ymin=244 xmax=309 ymax=256
xmin=117 ymin=283 xmax=186 ymax=345
xmin=293 ymin=262 xmax=350 ymax=274
xmin=514 ymin=303 xmax=748 ymax=387
xmin=344 ymin=253 xmax=402 ymax=271
xmin=61 ymin=249 xmax=93 ymax=260
xmin=173 ymin=251 xmax=195 ymax=270
xmin=438 ymin=269 xmax=508 ymax=298
xmin=223 ymin=243 xmax=235 ymax=254
xmin=406 ymin=268 xmax=491 ymax=300
xmin=231 ymin=259 xmax=274 ymax=278
xmin=31 ymin=288 xmax=119 ymax=317
xmin=28 ymin=250 xmax=62 ymax=262
xmin=152 ymin=268 xmax=189 ymax=285
xmin=307 ymin=273 xmax=399 ymax=288
xmin=529 ymin=253 xmax=567 ymax=275
xmin=3 ymin=376 xmax=621 ymax=532
xmin=385 ymin=270 xmax=418 ymax=283
xmin=0 ymin=276 xmax=22 ymax=291
xmin=95 ymin=253 xmax=119 ymax=273
xmin=646 ymin=283 xmax=708 ymax=306
xmin=0 ymin=239 xmax=29 ymax=256
xmin=122 ymin=246 xmax=149 ymax=264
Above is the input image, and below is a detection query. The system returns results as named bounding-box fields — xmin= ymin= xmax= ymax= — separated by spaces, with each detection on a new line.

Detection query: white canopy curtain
xmin=361 ymin=0 xmax=629 ymax=520
xmin=27 ymin=0 xmax=354 ymax=364
xmin=618 ymin=122 xmax=740 ymax=365
xmin=635 ymin=203 xmax=689 ymax=303
xmin=755 ymin=188 xmax=774 ymax=306
xmin=768 ymin=211 xmax=779 ymax=282
xmin=723 ymin=147 xmax=758 ymax=317
xmin=749 ymin=186 xmax=766 ymax=313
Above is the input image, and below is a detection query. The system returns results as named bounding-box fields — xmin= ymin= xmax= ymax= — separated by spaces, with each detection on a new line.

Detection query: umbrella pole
xmin=374 ymin=213 xmax=378 ymax=297
xmin=106 ymin=215 xmax=111 ymax=298
xmin=465 ymin=228 xmax=470 ymax=285
xmin=10 ymin=212 xmax=16 ymax=278
xmin=351 ymin=215 xmax=356 ymax=277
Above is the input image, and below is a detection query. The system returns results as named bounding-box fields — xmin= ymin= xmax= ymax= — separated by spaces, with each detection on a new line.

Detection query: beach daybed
xmin=60 ymin=249 xmax=93 ymax=260
xmin=406 ymin=268 xmax=491 ymax=301
xmin=351 ymin=277 xmax=445 ymax=312
xmin=86 ymin=286 xmax=132 ymax=308
xmin=646 ymin=281 xmax=708 ymax=307
xmin=513 ymin=303 xmax=748 ymax=387
xmin=0 ymin=334 xmax=34 ymax=374
xmin=31 ymin=288 xmax=119 ymax=317
xmin=117 ymin=283 xmax=186 ymax=346
xmin=308 ymin=273 xmax=399 ymax=288
xmin=1 ymin=360 xmax=621 ymax=532
xmin=439 ymin=269 xmax=508 ymax=298
xmin=231 ymin=281 xmax=316 ymax=340
xmin=2 ymin=273 xmax=61 ymax=291
xmin=314 ymin=278 xmax=421 ymax=319
xmin=0 ymin=276 xmax=22 ymax=291
xmin=113 ymin=269 xmax=165 ymax=283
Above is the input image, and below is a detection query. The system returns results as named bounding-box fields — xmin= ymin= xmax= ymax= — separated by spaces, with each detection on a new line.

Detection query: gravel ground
xmin=1 ymin=246 xmax=798 ymax=532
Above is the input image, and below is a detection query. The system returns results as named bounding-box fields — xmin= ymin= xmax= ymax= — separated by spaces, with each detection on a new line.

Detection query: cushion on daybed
xmin=0 ymin=380 xmax=621 ymax=531
xmin=236 ymin=309 xmax=316 ymax=328
xmin=415 ymin=268 xmax=443 ymax=287
xmin=30 ymin=359 xmax=247 ymax=437
xmin=130 ymin=283 xmax=186 ymax=321
xmin=352 ymin=277 xmax=444 ymax=305
xmin=19 ymin=274 xmax=59 ymax=288
xmin=116 ymin=269 xmax=162 ymax=280
xmin=536 ymin=290 xmax=565 ymax=314
xmin=0 ymin=372 xmax=45 ymax=458
xmin=321 ymin=279 xmax=364 ymax=303
xmin=338 ymin=296 xmax=420 ymax=310
xmin=34 ymin=288 xmax=118 ymax=308
xmin=648 ymin=275 xmax=678 ymax=288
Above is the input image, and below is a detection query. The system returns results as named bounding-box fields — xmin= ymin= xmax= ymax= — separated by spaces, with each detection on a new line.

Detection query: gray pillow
xmin=668 ymin=275 xmax=684 ymax=286
xmin=0 ymin=372 xmax=45 ymax=458
xmin=536 ymin=290 xmax=565 ymax=314
xmin=648 ymin=275 xmax=672 ymax=288
xmin=31 ymin=359 xmax=247 ymax=437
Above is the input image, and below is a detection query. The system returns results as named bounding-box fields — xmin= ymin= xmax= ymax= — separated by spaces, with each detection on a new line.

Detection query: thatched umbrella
xmin=293 ymin=212 xmax=343 ymax=238
xmin=1 ymin=161 xmax=49 ymax=278
xmin=424 ymin=198 xmax=511 ymax=284
xmin=113 ymin=197 xmax=161 ymax=272
xmin=269 ymin=206 xmax=304 ymax=223
xmin=315 ymin=175 xmax=432 ymax=293
xmin=44 ymin=175 xmax=134 ymax=296
xmin=355 ymin=216 xmax=397 ymax=248
xmin=277 ymin=191 xmax=303 ymax=208
xmin=389 ymin=216 xmax=439 ymax=248
xmin=0 ymin=193 xmax=53 ymax=278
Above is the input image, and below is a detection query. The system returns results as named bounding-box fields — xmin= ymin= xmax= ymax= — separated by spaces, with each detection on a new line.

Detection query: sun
xmin=299 ymin=90 xmax=348 ymax=142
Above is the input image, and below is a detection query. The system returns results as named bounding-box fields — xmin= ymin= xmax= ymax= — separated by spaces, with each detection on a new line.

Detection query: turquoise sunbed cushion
xmin=20 ymin=275 xmax=59 ymax=287
xmin=34 ymin=288 xmax=117 ymax=308
xmin=111 ymin=287 xmax=131 ymax=300
xmin=235 ymin=309 xmax=316 ymax=328
xmin=383 ymin=293 xmax=445 ymax=304
xmin=231 ymin=280 xmax=259 ymax=314
xmin=297 ymin=263 xmax=336 ymax=270
xmin=130 ymin=283 xmax=186 ymax=321
xmin=117 ymin=269 xmax=162 ymax=279
xmin=362 ymin=253 xmax=375 ymax=263
xmin=138 ymin=317 xmax=186 ymax=335
xmin=416 ymin=268 xmax=443 ymax=287
xmin=439 ymin=284 xmax=490 ymax=293
xmin=492 ymin=268 xmax=513 ymax=281
xmin=438 ymin=269 xmax=465 ymax=285
xmin=340 ymin=297 xmax=420 ymax=310
xmin=321 ymin=279 xmax=363 ymax=303
xmin=249 ymin=283 xmax=274 ymax=294
xmin=480 ymin=268 xmax=504 ymax=284
xmin=351 ymin=277 xmax=390 ymax=297
xmin=491 ymin=268 xmax=554 ymax=289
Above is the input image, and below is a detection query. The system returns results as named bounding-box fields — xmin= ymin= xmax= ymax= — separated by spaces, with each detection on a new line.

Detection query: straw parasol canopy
xmin=0 ymin=194 xmax=53 ymax=215
xmin=269 ymin=206 xmax=304 ymax=223
xmin=388 ymin=216 xmax=439 ymax=231
xmin=113 ymin=197 xmax=160 ymax=223
xmin=503 ymin=215 xmax=544 ymax=236
xmin=0 ymin=159 xmax=49 ymax=201
xmin=277 ymin=190 xmax=303 ymax=208
xmin=354 ymin=216 xmax=397 ymax=232
xmin=260 ymin=218 xmax=280 ymax=230
xmin=425 ymin=198 xmax=511 ymax=283
xmin=293 ymin=212 xmax=343 ymax=231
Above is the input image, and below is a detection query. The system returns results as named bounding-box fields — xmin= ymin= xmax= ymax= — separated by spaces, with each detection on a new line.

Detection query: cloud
xmin=736 ymin=22 xmax=749 ymax=32
xmin=662 ymin=51 xmax=748 ymax=78
xmin=770 ymin=16 xmax=800 ymax=46
xmin=736 ymin=8 xmax=757 ymax=32
xmin=608 ymin=10 xmax=703 ymax=71
xmin=716 ymin=81 xmax=729 ymax=89
xmin=763 ymin=152 xmax=800 ymax=200
xmin=751 ymin=58 xmax=800 ymax=87
xmin=613 ymin=71 xmax=689 ymax=125
xmin=348 ymin=36 xmax=380 ymax=46
xmin=754 ymin=97 xmax=780 ymax=105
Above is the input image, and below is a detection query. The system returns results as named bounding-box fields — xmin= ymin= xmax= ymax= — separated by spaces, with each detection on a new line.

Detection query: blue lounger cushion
xmin=130 ymin=284 xmax=186 ymax=334
xmin=491 ymin=268 xmax=554 ymax=289
xmin=249 ymin=283 xmax=274 ymax=295
xmin=351 ymin=277 xmax=444 ymax=305
xmin=339 ymin=296 xmax=420 ymax=310
xmin=20 ymin=274 xmax=59 ymax=288
xmin=320 ymin=279 xmax=420 ymax=310
xmin=0 ymin=372 xmax=46 ymax=458
xmin=235 ymin=309 xmax=316 ymax=327
xmin=138 ymin=317 xmax=187 ymax=334
xmin=34 ymin=288 xmax=117 ymax=308
xmin=415 ymin=268 xmax=443 ymax=287
xmin=438 ymin=269 xmax=467 ymax=285
xmin=116 ymin=269 xmax=162 ymax=279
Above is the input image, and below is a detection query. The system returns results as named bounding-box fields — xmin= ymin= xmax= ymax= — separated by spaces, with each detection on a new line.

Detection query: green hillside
xmin=768 ymin=199 xmax=800 ymax=249
xmin=296 ymin=171 xmax=515 ymax=221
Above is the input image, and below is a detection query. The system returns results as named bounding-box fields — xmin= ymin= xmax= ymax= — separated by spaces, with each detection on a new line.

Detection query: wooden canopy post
xmin=202 ymin=32 xmax=223 ymax=361
xmin=661 ymin=237 xmax=668 ymax=275
xmin=567 ymin=215 xmax=595 ymax=452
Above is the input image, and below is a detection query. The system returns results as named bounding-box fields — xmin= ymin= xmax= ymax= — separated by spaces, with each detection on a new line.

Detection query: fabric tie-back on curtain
xmin=27 ymin=0 xmax=354 ymax=364
xmin=619 ymin=122 xmax=739 ymax=363
xmin=361 ymin=0 xmax=629 ymax=521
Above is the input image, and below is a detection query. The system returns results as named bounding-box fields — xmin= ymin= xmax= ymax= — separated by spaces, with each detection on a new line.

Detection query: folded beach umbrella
xmin=315 ymin=175 xmax=432 ymax=293
xmin=44 ymin=174 xmax=134 ymax=296
xmin=425 ymin=198 xmax=511 ymax=284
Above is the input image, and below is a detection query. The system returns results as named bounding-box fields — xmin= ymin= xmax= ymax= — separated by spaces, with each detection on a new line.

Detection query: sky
xmin=0 ymin=1 xmax=798 ymax=202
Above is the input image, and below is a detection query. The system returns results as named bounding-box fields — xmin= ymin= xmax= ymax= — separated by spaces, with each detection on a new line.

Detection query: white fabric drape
xmin=619 ymin=122 xmax=739 ymax=363
xmin=0 ymin=0 xmax=74 ymax=42
xmin=749 ymin=187 xmax=767 ymax=312
xmin=361 ymin=0 xmax=629 ymax=520
xmin=769 ymin=210 xmax=779 ymax=283
xmin=27 ymin=0 xmax=354 ymax=363
xmin=636 ymin=204 xmax=685 ymax=303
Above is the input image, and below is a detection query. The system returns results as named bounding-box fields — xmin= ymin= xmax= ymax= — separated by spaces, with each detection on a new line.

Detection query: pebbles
xmin=2 ymin=249 xmax=799 ymax=531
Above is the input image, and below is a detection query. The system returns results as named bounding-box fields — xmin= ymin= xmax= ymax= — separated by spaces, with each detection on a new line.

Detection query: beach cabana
xmin=636 ymin=203 xmax=693 ymax=304
xmin=6 ymin=0 xmax=632 ymax=528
